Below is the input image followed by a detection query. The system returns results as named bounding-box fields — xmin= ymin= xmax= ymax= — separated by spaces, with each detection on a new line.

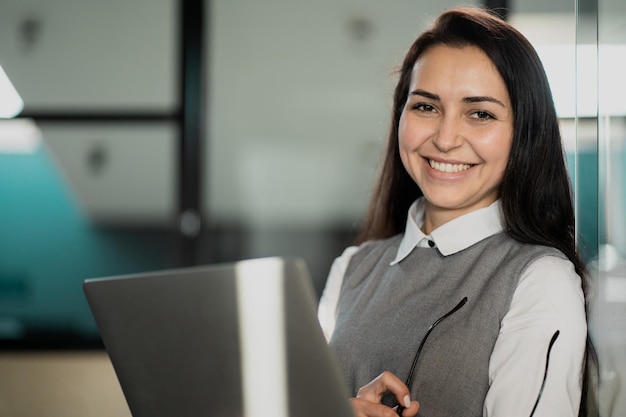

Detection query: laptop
xmin=83 ymin=257 xmax=354 ymax=417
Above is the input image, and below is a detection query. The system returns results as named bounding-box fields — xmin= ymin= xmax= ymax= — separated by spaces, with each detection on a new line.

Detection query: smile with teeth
xmin=429 ymin=159 xmax=473 ymax=173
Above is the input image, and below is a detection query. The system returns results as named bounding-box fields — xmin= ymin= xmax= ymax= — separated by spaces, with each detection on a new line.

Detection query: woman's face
xmin=398 ymin=44 xmax=513 ymax=231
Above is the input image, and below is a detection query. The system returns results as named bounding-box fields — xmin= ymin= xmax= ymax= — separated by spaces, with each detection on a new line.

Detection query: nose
xmin=432 ymin=114 xmax=463 ymax=152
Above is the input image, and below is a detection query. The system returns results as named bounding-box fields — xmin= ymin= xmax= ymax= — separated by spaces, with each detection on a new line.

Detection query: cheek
xmin=397 ymin=113 xmax=408 ymax=145
xmin=487 ymin=135 xmax=512 ymax=178
xmin=482 ymin=128 xmax=513 ymax=162
xmin=397 ymin=112 xmax=418 ymax=151
xmin=396 ymin=127 xmax=412 ymax=174
xmin=397 ymin=118 xmax=414 ymax=165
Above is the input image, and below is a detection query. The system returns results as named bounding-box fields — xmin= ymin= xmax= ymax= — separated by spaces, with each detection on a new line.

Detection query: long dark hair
xmin=357 ymin=7 xmax=595 ymax=415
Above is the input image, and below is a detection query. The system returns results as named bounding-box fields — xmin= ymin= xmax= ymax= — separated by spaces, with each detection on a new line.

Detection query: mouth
xmin=428 ymin=159 xmax=474 ymax=173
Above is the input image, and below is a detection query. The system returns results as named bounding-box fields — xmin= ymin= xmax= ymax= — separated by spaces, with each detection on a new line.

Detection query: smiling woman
xmin=398 ymin=44 xmax=513 ymax=234
xmin=317 ymin=7 xmax=592 ymax=417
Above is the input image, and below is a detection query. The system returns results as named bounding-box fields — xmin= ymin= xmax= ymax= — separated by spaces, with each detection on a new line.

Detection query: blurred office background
xmin=0 ymin=0 xmax=624 ymax=415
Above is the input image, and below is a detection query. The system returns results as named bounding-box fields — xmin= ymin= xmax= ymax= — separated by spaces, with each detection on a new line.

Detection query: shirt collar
xmin=390 ymin=197 xmax=506 ymax=264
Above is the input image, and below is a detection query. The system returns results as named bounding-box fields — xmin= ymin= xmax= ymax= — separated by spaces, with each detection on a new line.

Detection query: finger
xmin=350 ymin=397 xmax=404 ymax=417
xmin=356 ymin=371 xmax=413 ymax=408
xmin=398 ymin=400 xmax=420 ymax=417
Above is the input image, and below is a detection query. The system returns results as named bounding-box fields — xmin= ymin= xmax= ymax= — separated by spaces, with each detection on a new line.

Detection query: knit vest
xmin=329 ymin=232 xmax=562 ymax=417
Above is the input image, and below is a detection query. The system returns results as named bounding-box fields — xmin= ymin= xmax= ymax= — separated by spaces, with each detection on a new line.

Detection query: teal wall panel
xmin=0 ymin=146 xmax=170 ymax=339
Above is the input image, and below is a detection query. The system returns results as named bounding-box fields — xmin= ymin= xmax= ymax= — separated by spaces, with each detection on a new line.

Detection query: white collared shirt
xmin=318 ymin=198 xmax=587 ymax=417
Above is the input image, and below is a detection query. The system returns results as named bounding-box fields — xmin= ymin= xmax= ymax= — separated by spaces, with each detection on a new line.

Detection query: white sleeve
xmin=317 ymin=245 xmax=360 ymax=343
xmin=484 ymin=256 xmax=587 ymax=417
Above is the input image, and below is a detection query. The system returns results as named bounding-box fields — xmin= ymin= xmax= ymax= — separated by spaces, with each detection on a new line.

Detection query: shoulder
xmin=511 ymin=255 xmax=586 ymax=333
xmin=522 ymin=254 xmax=578 ymax=282
xmin=518 ymin=255 xmax=584 ymax=303
xmin=324 ymin=234 xmax=402 ymax=296
xmin=348 ymin=234 xmax=403 ymax=264
xmin=513 ymin=245 xmax=584 ymax=314
xmin=317 ymin=245 xmax=361 ymax=342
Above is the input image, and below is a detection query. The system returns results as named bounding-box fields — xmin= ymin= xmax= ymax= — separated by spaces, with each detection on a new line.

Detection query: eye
xmin=412 ymin=103 xmax=437 ymax=113
xmin=469 ymin=110 xmax=495 ymax=120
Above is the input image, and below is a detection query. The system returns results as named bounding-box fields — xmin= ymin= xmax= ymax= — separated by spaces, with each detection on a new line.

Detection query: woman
xmin=318 ymin=7 xmax=591 ymax=417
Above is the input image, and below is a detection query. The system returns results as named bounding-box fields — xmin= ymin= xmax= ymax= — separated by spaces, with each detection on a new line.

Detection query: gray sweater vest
xmin=329 ymin=232 xmax=562 ymax=417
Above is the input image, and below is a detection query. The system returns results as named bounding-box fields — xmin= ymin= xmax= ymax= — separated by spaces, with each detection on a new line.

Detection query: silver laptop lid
xmin=83 ymin=257 xmax=353 ymax=417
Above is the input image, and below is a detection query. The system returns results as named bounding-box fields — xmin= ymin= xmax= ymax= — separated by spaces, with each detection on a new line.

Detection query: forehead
xmin=410 ymin=44 xmax=507 ymax=95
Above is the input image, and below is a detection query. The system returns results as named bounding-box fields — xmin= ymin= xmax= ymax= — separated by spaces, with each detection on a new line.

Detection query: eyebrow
xmin=409 ymin=89 xmax=506 ymax=108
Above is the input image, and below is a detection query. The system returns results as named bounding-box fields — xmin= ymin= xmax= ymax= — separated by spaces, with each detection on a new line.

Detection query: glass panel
xmin=594 ymin=0 xmax=626 ymax=414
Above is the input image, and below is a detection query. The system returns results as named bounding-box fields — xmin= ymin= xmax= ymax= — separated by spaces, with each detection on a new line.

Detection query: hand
xmin=349 ymin=371 xmax=420 ymax=417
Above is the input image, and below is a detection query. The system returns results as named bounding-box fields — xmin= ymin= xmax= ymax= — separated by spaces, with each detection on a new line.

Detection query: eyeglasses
xmin=528 ymin=330 xmax=560 ymax=417
xmin=396 ymin=297 xmax=467 ymax=416
xmin=394 ymin=296 xmax=560 ymax=417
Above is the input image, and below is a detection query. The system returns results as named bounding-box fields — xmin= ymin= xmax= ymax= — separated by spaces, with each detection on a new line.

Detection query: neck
xmin=421 ymin=207 xmax=452 ymax=235
xmin=421 ymin=201 xmax=493 ymax=235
